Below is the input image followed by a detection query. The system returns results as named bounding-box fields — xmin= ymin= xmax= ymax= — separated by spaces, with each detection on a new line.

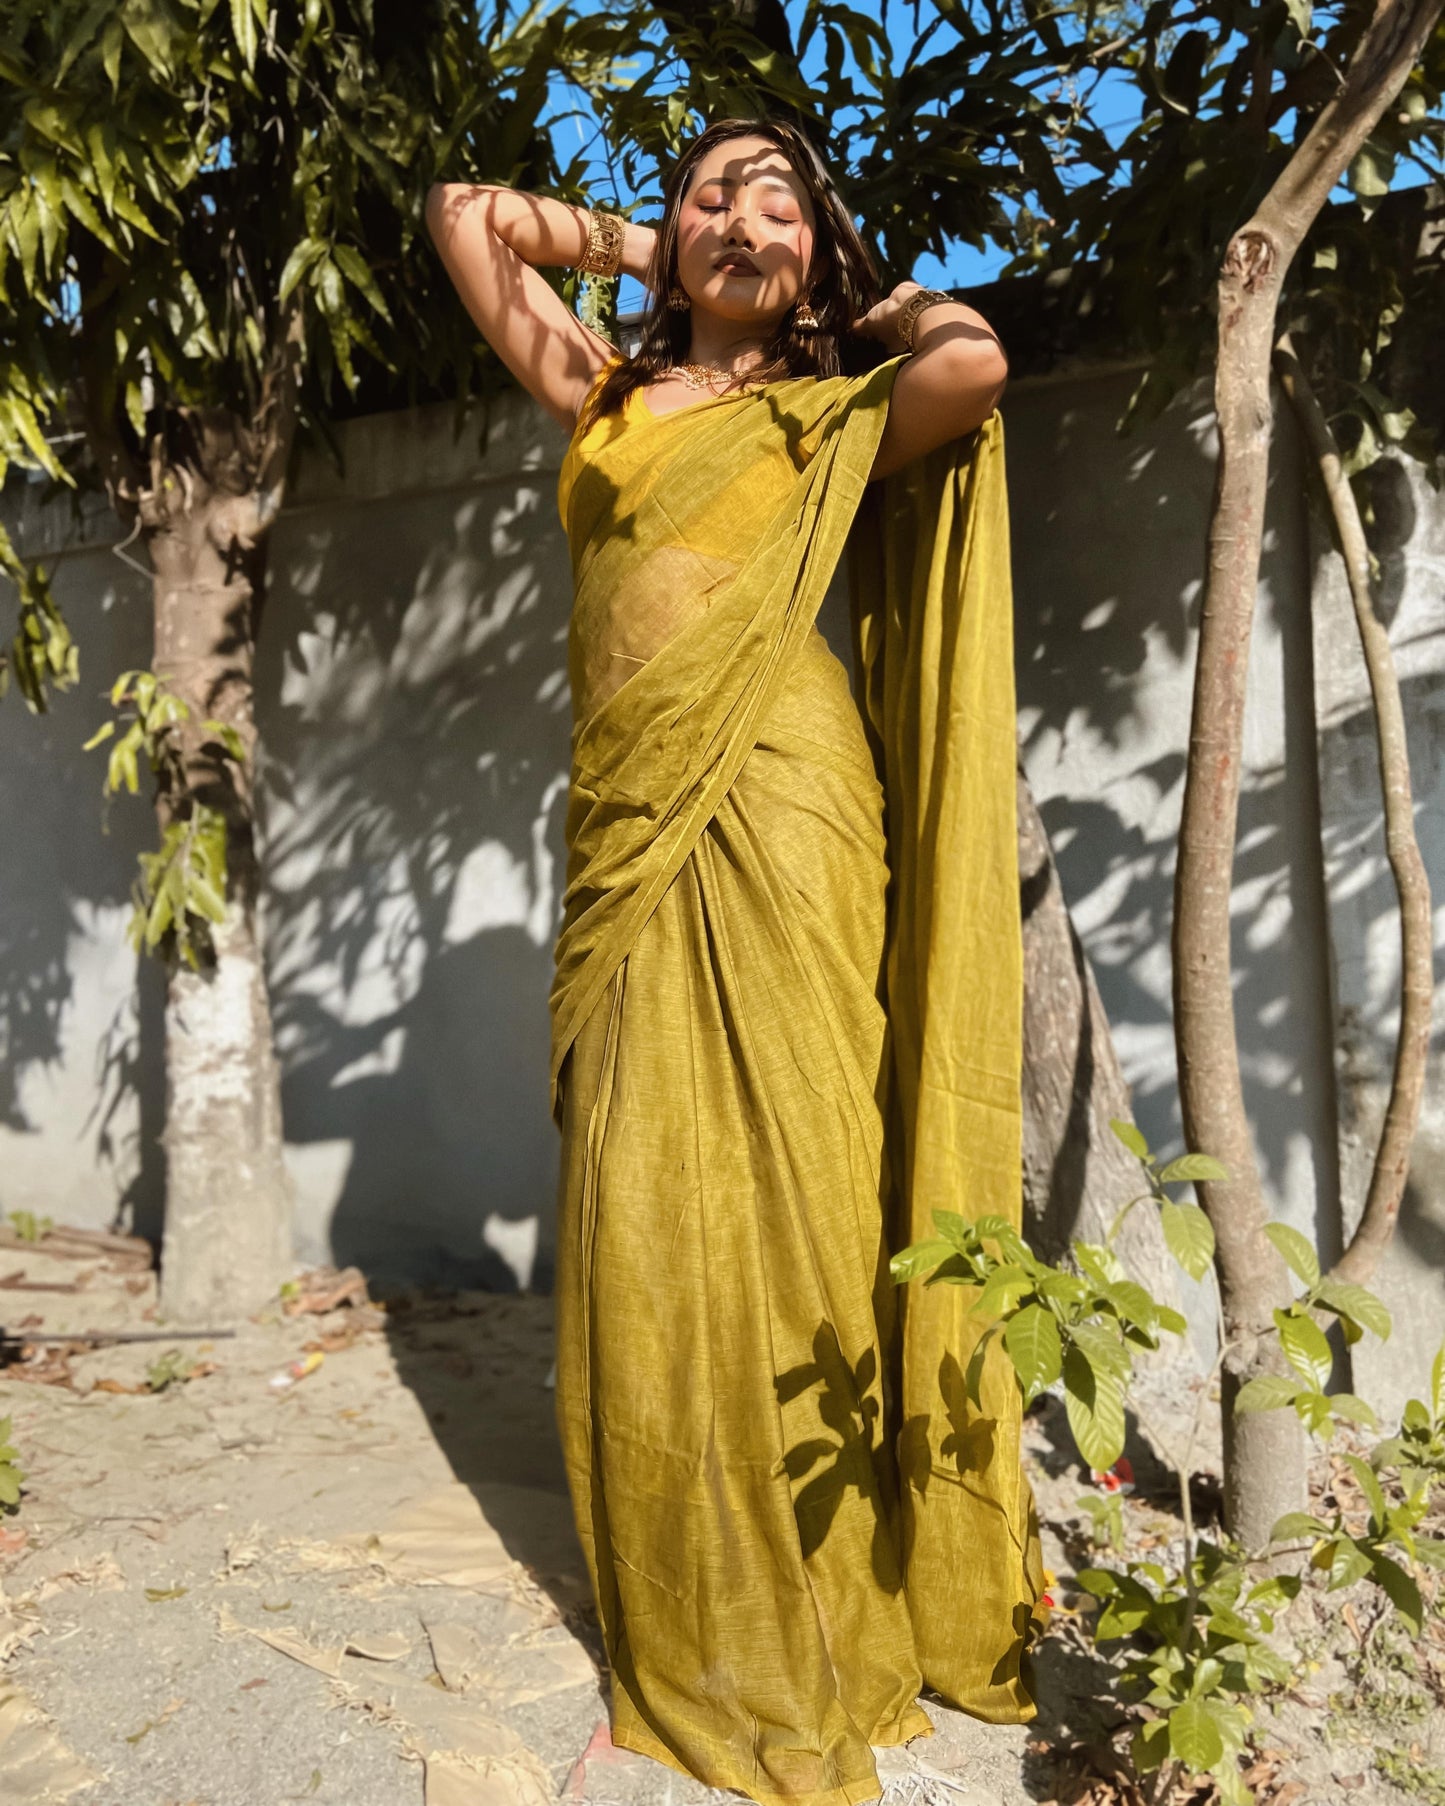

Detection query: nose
xmin=723 ymin=207 xmax=756 ymax=249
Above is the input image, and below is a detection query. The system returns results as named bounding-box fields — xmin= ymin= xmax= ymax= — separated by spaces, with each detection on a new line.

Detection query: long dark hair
xmin=587 ymin=118 xmax=882 ymax=421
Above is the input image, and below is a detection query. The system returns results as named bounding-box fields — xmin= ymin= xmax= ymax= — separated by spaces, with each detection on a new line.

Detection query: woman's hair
xmin=585 ymin=118 xmax=882 ymax=421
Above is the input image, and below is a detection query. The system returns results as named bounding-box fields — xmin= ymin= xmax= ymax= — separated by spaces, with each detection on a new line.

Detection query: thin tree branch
xmin=1273 ymin=332 xmax=1434 ymax=1289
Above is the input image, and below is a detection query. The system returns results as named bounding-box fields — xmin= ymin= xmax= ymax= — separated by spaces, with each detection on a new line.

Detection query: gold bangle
xmin=579 ymin=209 xmax=625 ymax=279
xmin=897 ymin=286 xmax=955 ymax=353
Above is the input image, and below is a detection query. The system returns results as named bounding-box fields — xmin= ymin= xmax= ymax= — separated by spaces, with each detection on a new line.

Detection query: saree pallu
xmin=549 ymin=361 xmax=1044 ymax=1806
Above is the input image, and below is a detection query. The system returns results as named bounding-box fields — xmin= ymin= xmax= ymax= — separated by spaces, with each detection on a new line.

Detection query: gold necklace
xmin=675 ymin=361 xmax=749 ymax=392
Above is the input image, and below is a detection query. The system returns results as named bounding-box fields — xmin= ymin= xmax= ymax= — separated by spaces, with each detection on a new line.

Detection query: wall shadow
xmin=255 ymin=437 xmax=575 ymax=1293
xmin=0 ymin=525 xmax=165 ymax=1234
xmin=1006 ymin=371 xmax=1342 ymax=1257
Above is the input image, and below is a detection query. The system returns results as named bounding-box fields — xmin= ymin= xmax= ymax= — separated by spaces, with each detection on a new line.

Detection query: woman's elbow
xmin=935 ymin=336 xmax=1009 ymax=430
xmin=425 ymin=181 xmax=496 ymax=245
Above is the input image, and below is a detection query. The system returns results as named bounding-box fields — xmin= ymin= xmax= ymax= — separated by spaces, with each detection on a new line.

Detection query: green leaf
xmin=1370 ymin=1550 xmax=1422 ymax=1633
xmin=1327 ymin=1392 xmax=1377 ymax=1428
xmin=1069 ymin=1320 xmax=1132 ymax=1382
xmin=1159 ymin=1200 xmax=1215 ymax=1281
xmin=890 ymin=1238 xmax=954 ymax=1285
xmin=1275 ymin=1309 xmax=1333 ymax=1390
xmin=333 ymin=243 xmax=393 ymax=323
xmin=1348 ymin=141 xmax=1394 ymax=203
xmin=278 ymin=237 xmax=325 ymax=305
xmin=1073 ymin=1566 xmax=1121 ymax=1598
xmin=1262 ymin=1222 xmax=1320 ymax=1287
xmin=1271 ymin=1511 xmax=1330 ymax=1542
xmin=1004 ymin=1303 xmax=1062 ymax=1399
xmin=972 ymin=1215 xmax=1031 ymax=1265
xmin=1235 ymin=1373 xmax=1300 ymax=1414
xmin=1342 ymin=1451 xmax=1386 ymax=1522
xmin=1155 ymin=1153 xmax=1229 ymax=1185
xmin=83 ymin=720 xmax=115 ymax=750
xmin=1109 ymin=1117 xmax=1149 ymax=1161
xmin=231 ymin=0 xmax=258 ymax=69
xmin=1063 ymin=1344 xmax=1126 ymax=1470
xmin=1313 ymin=1279 xmax=1391 ymax=1342
xmin=1321 ymin=1535 xmax=1373 ymax=1590
xmin=971 ymin=1263 xmax=1033 ymax=1321
xmin=1132 ymin=1717 xmax=1170 ymax=1774
xmin=1168 ymin=1698 xmax=1224 ymax=1771
xmin=1099 ymin=1278 xmax=1158 ymax=1329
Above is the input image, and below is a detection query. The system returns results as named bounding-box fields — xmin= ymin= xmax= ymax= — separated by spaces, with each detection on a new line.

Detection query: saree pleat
xmin=549 ymin=364 xmax=1042 ymax=1806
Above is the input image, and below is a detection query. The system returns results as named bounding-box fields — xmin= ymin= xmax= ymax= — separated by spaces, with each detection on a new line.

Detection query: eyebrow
xmin=699 ymin=174 xmax=801 ymax=199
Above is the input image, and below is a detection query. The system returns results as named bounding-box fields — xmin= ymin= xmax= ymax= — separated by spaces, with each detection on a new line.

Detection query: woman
xmin=426 ymin=119 xmax=1044 ymax=1806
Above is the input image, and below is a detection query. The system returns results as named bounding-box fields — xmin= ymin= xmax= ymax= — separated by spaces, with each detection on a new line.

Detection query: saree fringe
xmin=550 ymin=364 xmax=1042 ymax=1806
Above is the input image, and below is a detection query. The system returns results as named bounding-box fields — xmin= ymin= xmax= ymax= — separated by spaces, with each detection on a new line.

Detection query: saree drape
xmin=549 ymin=360 xmax=1044 ymax=1806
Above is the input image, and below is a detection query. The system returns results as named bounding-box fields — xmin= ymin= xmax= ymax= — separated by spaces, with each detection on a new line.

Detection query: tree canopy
xmin=0 ymin=0 xmax=569 ymax=709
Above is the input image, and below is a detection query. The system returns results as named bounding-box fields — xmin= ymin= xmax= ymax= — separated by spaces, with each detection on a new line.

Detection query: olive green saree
xmin=549 ymin=359 xmax=1044 ymax=1806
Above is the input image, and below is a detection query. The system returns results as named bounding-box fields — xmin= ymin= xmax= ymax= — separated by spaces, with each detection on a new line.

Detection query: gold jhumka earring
xmin=667 ymin=285 xmax=691 ymax=311
xmin=793 ymin=296 xmax=820 ymax=332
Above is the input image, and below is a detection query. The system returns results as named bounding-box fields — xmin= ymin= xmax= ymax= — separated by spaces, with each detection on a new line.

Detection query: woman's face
xmin=673 ymin=135 xmax=817 ymax=327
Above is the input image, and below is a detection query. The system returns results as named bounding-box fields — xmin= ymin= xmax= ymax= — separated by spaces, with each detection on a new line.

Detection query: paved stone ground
xmin=0 ymin=1229 xmax=1441 ymax=1806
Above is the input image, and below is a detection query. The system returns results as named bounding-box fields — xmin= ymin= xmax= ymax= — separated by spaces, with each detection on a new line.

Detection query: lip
xmin=714 ymin=253 xmax=760 ymax=276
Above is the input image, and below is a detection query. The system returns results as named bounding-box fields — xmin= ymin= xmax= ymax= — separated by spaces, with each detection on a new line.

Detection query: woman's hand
xmin=852 ymin=281 xmax=929 ymax=353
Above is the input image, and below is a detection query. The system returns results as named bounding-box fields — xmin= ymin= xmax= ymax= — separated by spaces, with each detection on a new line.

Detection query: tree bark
xmin=142 ymin=406 xmax=293 ymax=1324
xmin=1018 ymin=770 xmax=1189 ymax=1359
xmin=1172 ymin=0 xmax=1443 ymax=1550
xmin=1273 ymin=335 xmax=1434 ymax=1291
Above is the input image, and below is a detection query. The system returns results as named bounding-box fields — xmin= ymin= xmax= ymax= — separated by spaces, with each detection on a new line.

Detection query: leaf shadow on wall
xmin=1006 ymin=370 xmax=1343 ymax=1263
xmin=255 ymin=448 xmax=577 ymax=1296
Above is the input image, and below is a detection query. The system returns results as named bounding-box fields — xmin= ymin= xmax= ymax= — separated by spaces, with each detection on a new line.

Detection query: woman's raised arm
xmin=424 ymin=186 xmax=655 ymax=431
xmin=854 ymin=284 xmax=1009 ymax=482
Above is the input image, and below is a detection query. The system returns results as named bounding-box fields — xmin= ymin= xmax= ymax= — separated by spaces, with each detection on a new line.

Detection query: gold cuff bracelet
xmin=579 ymin=210 xmax=626 ymax=280
xmin=897 ymin=286 xmax=955 ymax=353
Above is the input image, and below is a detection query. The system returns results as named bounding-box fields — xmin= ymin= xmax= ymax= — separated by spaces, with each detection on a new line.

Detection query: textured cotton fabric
xmin=549 ymin=360 xmax=1044 ymax=1806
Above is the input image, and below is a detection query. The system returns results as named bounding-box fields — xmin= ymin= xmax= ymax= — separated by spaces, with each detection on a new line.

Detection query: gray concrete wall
xmin=1 ymin=369 xmax=1441 ymax=1410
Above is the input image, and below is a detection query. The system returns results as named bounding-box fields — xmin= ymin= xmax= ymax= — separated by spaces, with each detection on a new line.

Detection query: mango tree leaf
xmin=1274 ymin=1309 xmax=1333 ymax=1390
xmin=1168 ymin=1698 xmax=1224 ymax=1771
xmin=1004 ymin=1303 xmax=1062 ymax=1399
xmin=1109 ymin=1117 xmax=1149 ymax=1161
xmin=1313 ymin=1279 xmax=1391 ymax=1341
xmin=1369 ymin=1550 xmax=1422 ymax=1633
xmin=1155 ymin=1154 xmax=1229 ymax=1185
xmin=1159 ymin=1200 xmax=1215 ymax=1280
xmin=1063 ymin=1344 xmax=1126 ymax=1470
xmin=1236 ymin=1374 xmax=1300 ymax=1414
xmin=1341 ymin=1451 xmax=1386 ymax=1522
xmin=1271 ymin=1511 xmax=1330 ymax=1542
xmin=1322 ymin=1536 xmax=1373 ymax=1590
xmin=1262 ymin=1222 xmax=1320 ymax=1287
xmin=971 ymin=1263 xmax=1033 ymax=1320
xmin=890 ymin=1238 xmax=954 ymax=1284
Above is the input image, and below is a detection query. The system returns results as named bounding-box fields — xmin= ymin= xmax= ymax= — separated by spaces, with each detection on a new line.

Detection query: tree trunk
xmin=144 ymin=408 xmax=293 ymax=1325
xmin=1018 ymin=769 xmax=1188 ymax=1352
xmin=1171 ymin=0 xmax=1442 ymax=1549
